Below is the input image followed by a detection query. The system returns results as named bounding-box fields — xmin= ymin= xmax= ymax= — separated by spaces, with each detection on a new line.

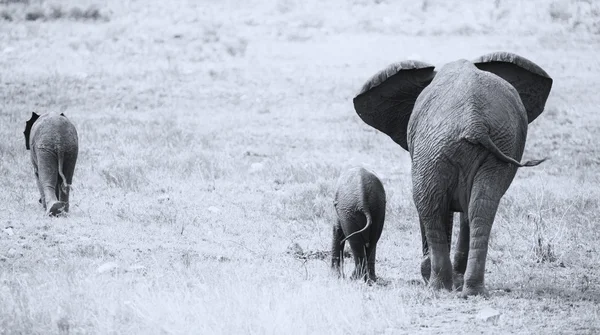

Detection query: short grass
xmin=1 ymin=0 xmax=600 ymax=334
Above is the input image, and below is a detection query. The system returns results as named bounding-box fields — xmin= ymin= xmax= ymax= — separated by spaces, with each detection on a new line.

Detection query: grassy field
xmin=1 ymin=0 xmax=599 ymax=333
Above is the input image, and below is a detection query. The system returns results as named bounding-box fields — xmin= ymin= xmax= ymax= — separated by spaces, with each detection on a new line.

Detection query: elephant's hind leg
xmin=348 ymin=240 xmax=368 ymax=281
xmin=452 ymin=212 xmax=470 ymax=291
xmin=419 ymin=212 xmax=453 ymax=290
xmin=420 ymin=211 xmax=453 ymax=286
xmin=31 ymin=148 xmax=46 ymax=209
xmin=420 ymin=219 xmax=431 ymax=284
xmin=366 ymin=243 xmax=377 ymax=283
xmin=57 ymin=152 xmax=77 ymax=213
xmin=35 ymin=149 xmax=65 ymax=216
xmin=331 ymin=221 xmax=345 ymax=277
xmin=462 ymin=164 xmax=516 ymax=297
xmin=34 ymin=169 xmax=46 ymax=210
xmin=418 ymin=210 xmax=453 ymax=290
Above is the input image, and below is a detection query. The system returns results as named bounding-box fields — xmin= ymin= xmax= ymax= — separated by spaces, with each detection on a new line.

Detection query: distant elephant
xmin=331 ymin=167 xmax=386 ymax=283
xmin=24 ymin=112 xmax=79 ymax=216
xmin=353 ymin=52 xmax=552 ymax=296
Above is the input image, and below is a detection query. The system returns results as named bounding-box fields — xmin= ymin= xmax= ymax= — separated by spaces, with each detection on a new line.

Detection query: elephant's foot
xmin=429 ymin=276 xmax=453 ymax=291
xmin=458 ymin=285 xmax=489 ymax=298
xmin=330 ymin=264 xmax=343 ymax=279
xmin=425 ymin=251 xmax=452 ymax=290
xmin=452 ymin=272 xmax=465 ymax=291
xmin=427 ymin=261 xmax=453 ymax=290
xmin=423 ymin=256 xmax=455 ymax=291
xmin=420 ymin=255 xmax=431 ymax=284
xmin=331 ymin=257 xmax=341 ymax=270
xmin=350 ymin=267 xmax=369 ymax=281
xmin=374 ymin=277 xmax=392 ymax=287
xmin=365 ymin=273 xmax=378 ymax=285
xmin=46 ymin=201 xmax=67 ymax=217
xmin=350 ymin=271 xmax=366 ymax=281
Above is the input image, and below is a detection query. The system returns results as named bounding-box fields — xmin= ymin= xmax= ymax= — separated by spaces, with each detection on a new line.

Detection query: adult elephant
xmin=24 ymin=112 xmax=79 ymax=216
xmin=353 ymin=52 xmax=552 ymax=297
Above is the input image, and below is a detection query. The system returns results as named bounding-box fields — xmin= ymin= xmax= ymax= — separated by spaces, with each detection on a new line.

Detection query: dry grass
xmin=0 ymin=0 xmax=107 ymax=22
xmin=1 ymin=0 xmax=600 ymax=334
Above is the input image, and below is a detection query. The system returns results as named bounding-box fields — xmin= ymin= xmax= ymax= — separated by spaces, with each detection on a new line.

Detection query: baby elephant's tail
xmin=57 ymin=153 xmax=71 ymax=194
xmin=340 ymin=210 xmax=372 ymax=245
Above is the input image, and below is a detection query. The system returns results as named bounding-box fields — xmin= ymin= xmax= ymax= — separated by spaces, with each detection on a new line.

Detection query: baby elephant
xmin=331 ymin=167 xmax=386 ymax=282
xmin=24 ymin=112 xmax=79 ymax=216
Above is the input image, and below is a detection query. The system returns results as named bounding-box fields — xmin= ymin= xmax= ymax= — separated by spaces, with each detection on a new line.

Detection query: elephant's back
xmin=408 ymin=62 xmax=474 ymax=152
xmin=334 ymin=167 xmax=386 ymax=241
xmin=409 ymin=61 xmax=528 ymax=156
xmin=362 ymin=171 xmax=386 ymax=214
xmin=31 ymin=113 xmax=78 ymax=153
xmin=334 ymin=167 xmax=385 ymax=214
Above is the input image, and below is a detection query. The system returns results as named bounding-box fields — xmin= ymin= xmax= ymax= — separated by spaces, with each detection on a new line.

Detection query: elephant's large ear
xmin=473 ymin=52 xmax=553 ymax=124
xmin=353 ymin=60 xmax=435 ymax=151
xmin=24 ymin=112 xmax=40 ymax=150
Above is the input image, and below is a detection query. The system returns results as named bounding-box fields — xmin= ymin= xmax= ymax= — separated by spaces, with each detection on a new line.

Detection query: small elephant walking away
xmin=353 ymin=52 xmax=552 ymax=296
xmin=331 ymin=167 xmax=386 ymax=283
xmin=24 ymin=112 xmax=79 ymax=216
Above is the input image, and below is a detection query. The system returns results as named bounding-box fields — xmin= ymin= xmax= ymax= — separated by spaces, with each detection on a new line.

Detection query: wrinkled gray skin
xmin=353 ymin=52 xmax=552 ymax=296
xmin=331 ymin=167 xmax=386 ymax=283
xmin=24 ymin=112 xmax=79 ymax=216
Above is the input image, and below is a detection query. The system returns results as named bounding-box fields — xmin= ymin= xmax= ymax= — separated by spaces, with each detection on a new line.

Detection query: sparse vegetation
xmin=0 ymin=0 xmax=599 ymax=334
xmin=0 ymin=9 xmax=11 ymax=20
xmin=0 ymin=1 xmax=108 ymax=22
xmin=24 ymin=7 xmax=43 ymax=21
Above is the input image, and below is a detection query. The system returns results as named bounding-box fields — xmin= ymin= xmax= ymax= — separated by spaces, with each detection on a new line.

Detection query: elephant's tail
xmin=340 ymin=209 xmax=372 ymax=245
xmin=57 ymin=153 xmax=70 ymax=194
xmin=470 ymin=134 xmax=547 ymax=167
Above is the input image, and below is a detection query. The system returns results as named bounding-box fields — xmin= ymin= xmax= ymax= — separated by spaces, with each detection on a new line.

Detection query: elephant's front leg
xmin=330 ymin=222 xmax=345 ymax=277
xmin=420 ymin=212 xmax=453 ymax=290
xmin=452 ymin=212 xmax=470 ymax=291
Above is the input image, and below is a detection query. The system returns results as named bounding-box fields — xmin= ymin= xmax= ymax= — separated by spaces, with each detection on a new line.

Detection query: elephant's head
xmin=353 ymin=52 xmax=553 ymax=151
xmin=24 ymin=112 xmax=40 ymax=150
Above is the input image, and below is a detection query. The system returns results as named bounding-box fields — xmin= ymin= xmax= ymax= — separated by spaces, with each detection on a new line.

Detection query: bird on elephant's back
xmin=353 ymin=52 xmax=552 ymax=297
xmin=24 ymin=112 xmax=79 ymax=217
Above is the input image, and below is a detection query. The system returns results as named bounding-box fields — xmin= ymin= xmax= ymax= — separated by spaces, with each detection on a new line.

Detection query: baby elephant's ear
xmin=23 ymin=112 xmax=40 ymax=150
xmin=353 ymin=60 xmax=436 ymax=151
xmin=473 ymin=52 xmax=553 ymax=124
